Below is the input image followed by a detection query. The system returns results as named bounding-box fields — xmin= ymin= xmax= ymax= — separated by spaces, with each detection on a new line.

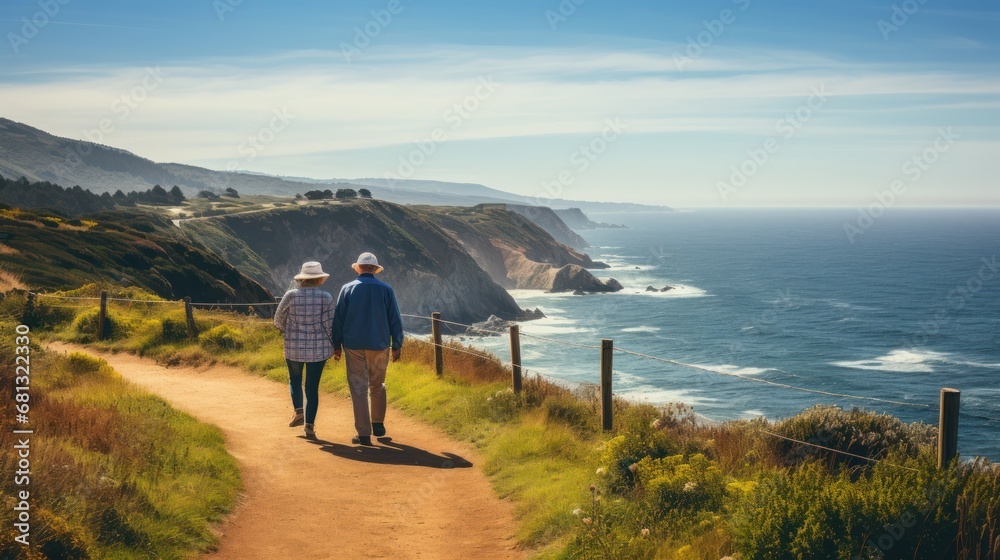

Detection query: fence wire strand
xmin=25 ymin=297 xmax=1000 ymax=425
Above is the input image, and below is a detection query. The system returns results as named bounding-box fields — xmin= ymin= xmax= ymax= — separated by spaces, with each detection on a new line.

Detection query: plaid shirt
xmin=274 ymin=288 xmax=335 ymax=363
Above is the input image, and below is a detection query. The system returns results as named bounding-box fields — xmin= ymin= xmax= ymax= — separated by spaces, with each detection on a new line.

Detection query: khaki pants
xmin=345 ymin=348 xmax=389 ymax=437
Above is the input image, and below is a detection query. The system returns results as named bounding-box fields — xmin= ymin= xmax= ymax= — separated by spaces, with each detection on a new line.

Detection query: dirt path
xmin=50 ymin=343 xmax=523 ymax=560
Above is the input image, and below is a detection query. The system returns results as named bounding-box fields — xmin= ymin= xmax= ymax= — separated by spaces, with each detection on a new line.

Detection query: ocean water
xmin=463 ymin=209 xmax=1000 ymax=460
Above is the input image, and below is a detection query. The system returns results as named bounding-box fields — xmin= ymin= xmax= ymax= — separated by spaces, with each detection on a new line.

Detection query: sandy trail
xmin=50 ymin=343 xmax=522 ymax=560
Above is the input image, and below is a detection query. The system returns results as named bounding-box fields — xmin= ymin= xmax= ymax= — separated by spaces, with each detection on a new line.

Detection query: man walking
xmin=332 ymin=252 xmax=404 ymax=446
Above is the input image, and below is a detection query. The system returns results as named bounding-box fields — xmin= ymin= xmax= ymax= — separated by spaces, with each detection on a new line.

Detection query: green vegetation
xmin=11 ymin=287 xmax=1000 ymax=559
xmin=0 ymin=317 xmax=240 ymax=559
xmin=0 ymin=207 xmax=272 ymax=303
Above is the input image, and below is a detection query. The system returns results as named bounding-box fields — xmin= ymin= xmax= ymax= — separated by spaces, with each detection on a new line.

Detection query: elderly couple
xmin=273 ymin=252 xmax=403 ymax=446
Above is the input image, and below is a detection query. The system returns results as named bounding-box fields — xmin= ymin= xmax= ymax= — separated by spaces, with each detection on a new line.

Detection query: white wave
xmin=687 ymin=364 xmax=772 ymax=376
xmin=601 ymin=263 xmax=656 ymax=272
xmin=832 ymin=349 xmax=950 ymax=373
xmin=622 ymin=325 xmax=661 ymax=333
xmin=620 ymin=387 xmax=718 ymax=406
xmin=621 ymin=284 xmax=709 ymax=298
xmin=613 ymin=370 xmax=647 ymax=387
xmin=952 ymin=359 xmax=1000 ymax=369
xmin=520 ymin=315 xmax=592 ymax=336
xmin=507 ymin=289 xmax=573 ymax=300
xmin=743 ymin=410 xmax=766 ymax=418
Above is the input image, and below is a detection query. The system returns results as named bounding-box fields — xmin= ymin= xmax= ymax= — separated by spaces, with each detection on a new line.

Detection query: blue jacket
xmin=332 ymin=274 xmax=404 ymax=351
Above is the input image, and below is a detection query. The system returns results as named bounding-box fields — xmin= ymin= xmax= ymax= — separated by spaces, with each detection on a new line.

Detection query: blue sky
xmin=1 ymin=0 xmax=998 ymax=206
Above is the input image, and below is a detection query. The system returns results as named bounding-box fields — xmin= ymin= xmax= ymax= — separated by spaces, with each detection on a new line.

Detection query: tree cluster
xmin=0 ymin=175 xmax=117 ymax=216
xmin=0 ymin=175 xmax=188 ymax=217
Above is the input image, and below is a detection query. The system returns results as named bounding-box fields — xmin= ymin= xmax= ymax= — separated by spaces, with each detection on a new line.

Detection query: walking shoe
xmin=372 ymin=423 xmax=386 ymax=437
xmin=304 ymin=423 xmax=316 ymax=439
xmin=352 ymin=435 xmax=373 ymax=446
xmin=289 ymin=410 xmax=305 ymax=427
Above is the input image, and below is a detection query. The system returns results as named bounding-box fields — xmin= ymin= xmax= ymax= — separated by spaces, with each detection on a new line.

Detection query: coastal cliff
xmin=553 ymin=208 xmax=627 ymax=230
xmin=180 ymin=201 xmax=527 ymax=327
xmin=424 ymin=205 xmax=622 ymax=293
xmin=503 ymin=204 xmax=590 ymax=249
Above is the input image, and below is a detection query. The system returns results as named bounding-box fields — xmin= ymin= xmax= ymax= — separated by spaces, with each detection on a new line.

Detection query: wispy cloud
xmin=0 ymin=43 xmax=996 ymax=205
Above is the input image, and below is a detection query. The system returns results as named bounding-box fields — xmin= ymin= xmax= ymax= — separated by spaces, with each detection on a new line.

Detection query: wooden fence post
xmin=184 ymin=297 xmax=198 ymax=338
xmin=601 ymin=339 xmax=614 ymax=431
xmin=938 ymin=388 xmax=960 ymax=469
xmin=510 ymin=324 xmax=522 ymax=394
xmin=431 ymin=312 xmax=443 ymax=377
xmin=23 ymin=292 xmax=36 ymax=326
xmin=98 ymin=291 xmax=108 ymax=340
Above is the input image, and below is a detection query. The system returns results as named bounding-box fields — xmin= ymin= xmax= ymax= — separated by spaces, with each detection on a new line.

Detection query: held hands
xmin=333 ymin=348 xmax=342 ymax=361
xmin=391 ymin=349 xmax=401 ymax=363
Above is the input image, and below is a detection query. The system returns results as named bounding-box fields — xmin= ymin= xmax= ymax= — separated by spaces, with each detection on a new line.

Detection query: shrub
xmin=545 ymin=395 xmax=600 ymax=433
xmin=160 ymin=318 xmax=189 ymax=343
xmin=637 ymin=453 xmax=727 ymax=516
xmin=774 ymin=405 xmax=936 ymax=469
xmin=198 ymin=324 xmax=244 ymax=351
xmin=72 ymin=308 xmax=127 ymax=341
xmin=66 ymin=352 xmax=108 ymax=377
xmin=731 ymin=456 xmax=965 ymax=559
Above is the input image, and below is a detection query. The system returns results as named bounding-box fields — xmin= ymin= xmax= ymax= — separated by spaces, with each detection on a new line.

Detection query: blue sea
xmin=465 ymin=209 xmax=1000 ymax=460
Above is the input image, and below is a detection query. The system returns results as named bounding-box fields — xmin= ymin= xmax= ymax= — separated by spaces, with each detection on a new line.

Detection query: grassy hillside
xmin=18 ymin=287 xmax=1000 ymax=559
xmin=0 ymin=315 xmax=240 ymax=559
xmin=0 ymin=206 xmax=272 ymax=303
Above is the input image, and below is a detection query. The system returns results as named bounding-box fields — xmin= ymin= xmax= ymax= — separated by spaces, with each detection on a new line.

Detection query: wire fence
xmin=26 ymin=292 xmax=1000 ymax=466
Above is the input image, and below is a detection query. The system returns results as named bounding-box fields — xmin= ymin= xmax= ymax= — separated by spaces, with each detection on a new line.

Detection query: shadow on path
xmin=307 ymin=437 xmax=473 ymax=469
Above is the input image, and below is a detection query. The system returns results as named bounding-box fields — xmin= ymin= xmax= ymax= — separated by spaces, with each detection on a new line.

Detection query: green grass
xmin=18 ymin=285 xmax=1000 ymax=559
xmin=0 ymin=318 xmax=240 ymax=559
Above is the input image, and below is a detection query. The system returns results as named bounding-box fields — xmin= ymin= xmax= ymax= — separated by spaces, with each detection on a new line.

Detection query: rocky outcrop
xmin=553 ymin=208 xmax=627 ymax=230
xmin=502 ymin=249 xmax=622 ymax=293
xmin=503 ymin=204 xmax=590 ymax=249
xmin=551 ymin=266 xmax=622 ymax=293
xmin=645 ymin=285 xmax=674 ymax=293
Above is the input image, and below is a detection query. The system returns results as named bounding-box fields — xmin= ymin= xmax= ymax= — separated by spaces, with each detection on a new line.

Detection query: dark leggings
xmin=286 ymin=359 xmax=326 ymax=424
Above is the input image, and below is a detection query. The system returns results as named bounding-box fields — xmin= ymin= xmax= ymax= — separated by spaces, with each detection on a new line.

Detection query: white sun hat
xmin=352 ymin=252 xmax=384 ymax=274
xmin=293 ymin=261 xmax=330 ymax=280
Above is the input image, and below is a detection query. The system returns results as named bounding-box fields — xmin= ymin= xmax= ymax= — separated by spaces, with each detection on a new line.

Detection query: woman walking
xmin=274 ymin=261 xmax=335 ymax=439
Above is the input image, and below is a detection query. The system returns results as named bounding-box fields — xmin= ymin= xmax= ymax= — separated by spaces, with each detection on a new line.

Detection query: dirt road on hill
xmin=50 ymin=343 xmax=523 ymax=560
